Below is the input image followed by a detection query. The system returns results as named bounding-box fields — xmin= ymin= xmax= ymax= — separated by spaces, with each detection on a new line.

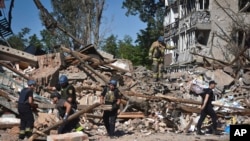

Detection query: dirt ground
xmin=92 ymin=132 xmax=230 ymax=141
xmin=0 ymin=132 xmax=230 ymax=141
xmin=0 ymin=128 xmax=230 ymax=141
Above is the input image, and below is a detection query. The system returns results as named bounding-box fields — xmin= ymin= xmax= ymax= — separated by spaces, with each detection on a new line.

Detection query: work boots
xmin=212 ymin=129 xmax=221 ymax=135
xmin=196 ymin=130 xmax=205 ymax=135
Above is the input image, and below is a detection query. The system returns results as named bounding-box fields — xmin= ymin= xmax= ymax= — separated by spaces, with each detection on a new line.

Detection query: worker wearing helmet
xmin=50 ymin=92 xmax=80 ymax=134
xmin=148 ymin=36 xmax=175 ymax=82
xmin=148 ymin=36 xmax=166 ymax=82
xmin=100 ymin=79 xmax=121 ymax=138
xmin=58 ymin=75 xmax=77 ymax=109
xmin=17 ymin=80 xmax=37 ymax=139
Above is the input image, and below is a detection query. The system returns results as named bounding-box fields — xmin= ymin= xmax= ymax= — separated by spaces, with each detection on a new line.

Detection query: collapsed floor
xmin=0 ymin=44 xmax=250 ymax=140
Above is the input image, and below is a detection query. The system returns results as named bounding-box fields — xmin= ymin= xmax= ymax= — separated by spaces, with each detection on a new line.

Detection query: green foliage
xmin=29 ymin=34 xmax=43 ymax=49
xmin=6 ymin=27 xmax=31 ymax=50
xmin=117 ymin=35 xmax=144 ymax=66
xmin=0 ymin=28 xmax=55 ymax=53
xmin=102 ymin=34 xmax=118 ymax=57
xmin=40 ymin=29 xmax=57 ymax=52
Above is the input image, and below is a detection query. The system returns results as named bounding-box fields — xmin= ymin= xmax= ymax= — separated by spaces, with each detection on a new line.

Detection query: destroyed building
xmin=0 ymin=0 xmax=250 ymax=141
xmin=163 ymin=0 xmax=250 ymax=66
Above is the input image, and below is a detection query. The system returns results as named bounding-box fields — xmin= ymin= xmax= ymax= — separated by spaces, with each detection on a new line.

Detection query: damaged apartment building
xmin=163 ymin=0 xmax=250 ymax=67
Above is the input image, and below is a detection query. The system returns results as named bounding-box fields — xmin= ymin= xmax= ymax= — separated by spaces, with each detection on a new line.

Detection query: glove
xmin=63 ymin=113 xmax=69 ymax=121
xmin=112 ymin=103 xmax=118 ymax=111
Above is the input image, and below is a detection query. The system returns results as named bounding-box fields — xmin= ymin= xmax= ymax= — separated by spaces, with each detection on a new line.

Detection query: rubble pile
xmin=1 ymin=42 xmax=250 ymax=140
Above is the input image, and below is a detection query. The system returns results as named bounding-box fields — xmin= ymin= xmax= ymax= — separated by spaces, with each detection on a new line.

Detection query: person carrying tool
xmin=196 ymin=80 xmax=221 ymax=135
xmin=100 ymin=79 xmax=121 ymax=138
xmin=148 ymin=36 xmax=175 ymax=82
xmin=50 ymin=92 xmax=80 ymax=134
xmin=17 ymin=80 xmax=37 ymax=139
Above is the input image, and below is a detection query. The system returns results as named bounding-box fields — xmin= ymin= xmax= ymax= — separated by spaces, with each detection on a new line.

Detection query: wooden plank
xmin=86 ymin=112 xmax=145 ymax=119
xmin=28 ymin=103 xmax=101 ymax=141
xmin=37 ymin=103 xmax=112 ymax=111
xmin=118 ymin=112 xmax=144 ymax=118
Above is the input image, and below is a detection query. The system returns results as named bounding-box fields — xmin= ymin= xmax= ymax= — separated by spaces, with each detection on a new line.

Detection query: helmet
xmin=158 ymin=36 xmax=164 ymax=43
xmin=109 ymin=80 xmax=117 ymax=87
xmin=27 ymin=80 xmax=36 ymax=86
xmin=59 ymin=75 xmax=68 ymax=84
xmin=50 ymin=92 xmax=61 ymax=99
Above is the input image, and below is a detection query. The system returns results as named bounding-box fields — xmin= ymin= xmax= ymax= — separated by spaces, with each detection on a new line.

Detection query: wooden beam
xmin=190 ymin=52 xmax=229 ymax=66
xmin=28 ymin=103 xmax=101 ymax=141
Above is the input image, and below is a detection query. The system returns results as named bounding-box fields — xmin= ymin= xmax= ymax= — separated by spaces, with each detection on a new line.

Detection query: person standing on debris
xmin=50 ymin=92 xmax=80 ymax=134
xmin=100 ymin=79 xmax=121 ymax=137
xmin=17 ymin=80 xmax=37 ymax=139
xmin=57 ymin=75 xmax=78 ymax=109
xmin=148 ymin=36 xmax=175 ymax=82
xmin=196 ymin=80 xmax=220 ymax=135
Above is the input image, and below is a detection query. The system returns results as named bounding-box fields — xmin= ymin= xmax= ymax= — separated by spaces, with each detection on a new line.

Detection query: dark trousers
xmin=18 ymin=104 xmax=34 ymax=138
xmin=103 ymin=110 xmax=117 ymax=136
xmin=197 ymin=104 xmax=217 ymax=131
xmin=58 ymin=117 xmax=79 ymax=134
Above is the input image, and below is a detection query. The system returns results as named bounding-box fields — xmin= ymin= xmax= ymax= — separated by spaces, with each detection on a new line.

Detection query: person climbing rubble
xmin=100 ymin=79 xmax=121 ymax=138
xmin=148 ymin=36 xmax=176 ymax=82
xmin=17 ymin=80 xmax=37 ymax=140
xmin=50 ymin=92 xmax=80 ymax=134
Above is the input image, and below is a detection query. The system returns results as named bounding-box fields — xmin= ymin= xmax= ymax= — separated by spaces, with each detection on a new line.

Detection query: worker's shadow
xmin=115 ymin=130 xmax=134 ymax=137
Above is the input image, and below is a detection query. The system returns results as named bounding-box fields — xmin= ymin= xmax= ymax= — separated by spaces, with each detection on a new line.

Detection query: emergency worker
xmin=196 ymin=81 xmax=221 ymax=135
xmin=50 ymin=92 xmax=80 ymax=134
xmin=58 ymin=75 xmax=77 ymax=109
xmin=17 ymin=80 xmax=37 ymax=139
xmin=149 ymin=36 xmax=166 ymax=82
xmin=100 ymin=80 xmax=121 ymax=137
xmin=148 ymin=36 xmax=176 ymax=82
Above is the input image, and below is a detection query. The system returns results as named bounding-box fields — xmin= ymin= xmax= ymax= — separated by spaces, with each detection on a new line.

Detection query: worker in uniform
xmin=100 ymin=79 xmax=121 ymax=137
xmin=148 ymin=36 xmax=175 ymax=82
xmin=196 ymin=81 xmax=221 ymax=135
xmin=50 ymin=92 xmax=80 ymax=134
xmin=58 ymin=75 xmax=77 ymax=109
xmin=148 ymin=36 xmax=165 ymax=82
xmin=17 ymin=80 xmax=37 ymax=139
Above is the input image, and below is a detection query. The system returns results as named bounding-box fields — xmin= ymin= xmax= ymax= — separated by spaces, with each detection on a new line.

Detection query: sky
xmin=3 ymin=0 xmax=146 ymax=43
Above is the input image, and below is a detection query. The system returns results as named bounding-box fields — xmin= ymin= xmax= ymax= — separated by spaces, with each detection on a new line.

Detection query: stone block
xmin=47 ymin=132 xmax=89 ymax=141
xmin=205 ymin=69 xmax=234 ymax=91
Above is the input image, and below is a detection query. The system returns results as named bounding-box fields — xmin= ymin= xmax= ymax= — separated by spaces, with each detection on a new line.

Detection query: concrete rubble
xmin=0 ymin=43 xmax=250 ymax=140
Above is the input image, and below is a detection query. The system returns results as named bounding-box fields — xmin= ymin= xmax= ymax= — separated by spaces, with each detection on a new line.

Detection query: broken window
xmin=239 ymin=0 xmax=250 ymax=12
xmin=195 ymin=30 xmax=210 ymax=45
xmin=232 ymin=29 xmax=244 ymax=46
xmin=198 ymin=0 xmax=209 ymax=10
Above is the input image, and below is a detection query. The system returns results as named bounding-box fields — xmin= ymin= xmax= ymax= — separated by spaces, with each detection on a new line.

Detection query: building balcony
xmin=190 ymin=11 xmax=211 ymax=30
xmin=164 ymin=20 xmax=179 ymax=39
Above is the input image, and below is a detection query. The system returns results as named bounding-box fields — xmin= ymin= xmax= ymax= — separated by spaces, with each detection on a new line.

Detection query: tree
xmin=40 ymin=29 xmax=57 ymax=52
xmin=118 ymin=35 xmax=145 ymax=66
xmin=29 ymin=34 xmax=43 ymax=49
xmin=6 ymin=27 xmax=31 ymax=50
xmin=50 ymin=0 xmax=105 ymax=49
xmin=102 ymin=34 xmax=118 ymax=58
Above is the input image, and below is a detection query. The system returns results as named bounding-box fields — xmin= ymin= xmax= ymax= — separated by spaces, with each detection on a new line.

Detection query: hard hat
xmin=27 ymin=80 xmax=36 ymax=86
xmin=109 ymin=79 xmax=117 ymax=87
xmin=50 ymin=92 xmax=61 ymax=99
xmin=59 ymin=75 xmax=68 ymax=84
xmin=158 ymin=36 xmax=164 ymax=43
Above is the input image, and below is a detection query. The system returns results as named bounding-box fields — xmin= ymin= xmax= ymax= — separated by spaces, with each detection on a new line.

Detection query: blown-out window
xmin=239 ymin=0 xmax=250 ymax=12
